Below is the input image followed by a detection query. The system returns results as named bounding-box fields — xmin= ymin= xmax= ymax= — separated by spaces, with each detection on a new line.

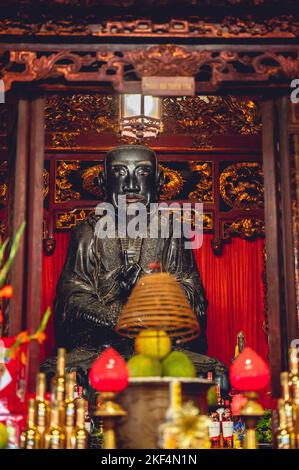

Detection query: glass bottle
xmin=280 ymin=371 xmax=296 ymax=448
xmin=289 ymin=347 xmax=299 ymax=393
xmin=215 ymin=384 xmax=224 ymax=448
xmin=277 ymin=398 xmax=291 ymax=449
xmin=74 ymin=399 xmax=88 ymax=449
xmin=51 ymin=348 xmax=66 ymax=426
xmin=65 ymin=372 xmax=76 ymax=449
xmin=292 ymin=379 xmax=299 ymax=449
xmin=75 ymin=385 xmax=91 ymax=434
xmin=73 ymin=372 xmax=80 ymax=399
xmin=208 ymin=411 xmax=221 ymax=448
xmin=74 ymin=385 xmax=83 ymax=401
xmin=222 ymin=399 xmax=233 ymax=448
xmin=44 ymin=401 xmax=66 ymax=449
xmin=35 ymin=372 xmax=49 ymax=447
xmin=52 ymin=348 xmax=66 ymax=402
xmin=20 ymin=399 xmax=41 ymax=449
xmin=287 ymin=348 xmax=298 ymax=448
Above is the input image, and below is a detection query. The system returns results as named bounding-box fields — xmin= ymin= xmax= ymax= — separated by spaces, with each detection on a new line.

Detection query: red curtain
xmin=41 ymin=233 xmax=268 ymax=366
xmin=40 ymin=232 xmax=70 ymax=361
xmin=194 ymin=235 xmax=271 ymax=407
xmin=194 ymin=234 xmax=268 ymax=366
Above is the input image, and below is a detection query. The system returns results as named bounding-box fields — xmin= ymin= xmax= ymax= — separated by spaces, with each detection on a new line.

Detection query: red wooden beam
xmin=278 ymin=97 xmax=299 ymax=352
xmin=9 ymin=98 xmax=30 ymax=336
xmin=262 ymin=99 xmax=284 ymax=396
xmin=26 ymin=95 xmax=45 ymax=393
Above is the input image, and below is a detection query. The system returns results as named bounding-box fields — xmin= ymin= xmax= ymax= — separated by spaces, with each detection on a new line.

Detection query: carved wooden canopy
xmin=0 ymin=0 xmax=297 ymax=92
xmin=1 ymin=45 xmax=299 ymax=94
xmin=0 ymin=0 xmax=298 ymax=39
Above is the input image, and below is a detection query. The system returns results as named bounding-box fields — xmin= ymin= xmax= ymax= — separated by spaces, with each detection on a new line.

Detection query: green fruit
xmin=207 ymin=385 xmax=218 ymax=407
xmin=161 ymin=351 xmax=196 ymax=378
xmin=0 ymin=422 xmax=8 ymax=449
xmin=127 ymin=354 xmax=162 ymax=377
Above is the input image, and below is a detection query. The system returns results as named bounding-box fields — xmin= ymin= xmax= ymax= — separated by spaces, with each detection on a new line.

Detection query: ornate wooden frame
xmin=1 ymin=45 xmax=299 ymax=93
xmin=0 ymin=0 xmax=299 ymax=41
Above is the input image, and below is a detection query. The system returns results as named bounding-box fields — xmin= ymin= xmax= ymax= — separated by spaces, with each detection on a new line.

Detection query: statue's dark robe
xmin=42 ymin=213 xmax=228 ymax=384
xmin=55 ymin=213 xmax=207 ymax=355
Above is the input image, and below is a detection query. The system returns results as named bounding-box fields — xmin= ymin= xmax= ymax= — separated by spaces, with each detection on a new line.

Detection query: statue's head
xmin=100 ymin=145 xmax=163 ymax=209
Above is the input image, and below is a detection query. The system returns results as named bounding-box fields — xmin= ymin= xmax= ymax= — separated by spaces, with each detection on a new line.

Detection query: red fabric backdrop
xmin=41 ymin=232 xmax=71 ymax=361
xmin=41 ymin=233 xmax=269 ymax=367
xmin=194 ymin=235 xmax=268 ymax=366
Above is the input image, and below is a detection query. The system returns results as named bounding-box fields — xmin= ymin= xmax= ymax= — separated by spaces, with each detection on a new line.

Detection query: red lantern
xmin=89 ymin=347 xmax=129 ymax=393
xmin=230 ymin=347 xmax=270 ymax=392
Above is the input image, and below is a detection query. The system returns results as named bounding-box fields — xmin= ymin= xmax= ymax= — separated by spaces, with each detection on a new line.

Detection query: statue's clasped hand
xmin=118 ymin=250 xmax=142 ymax=298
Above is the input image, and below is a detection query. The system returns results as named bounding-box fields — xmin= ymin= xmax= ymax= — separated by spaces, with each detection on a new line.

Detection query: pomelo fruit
xmin=161 ymin=351 xmax=196 ymax=378
xmin=127 ymin=354 xmax=162 ymax=377
xmin=135 ymin=329 xmax=171 ymax=359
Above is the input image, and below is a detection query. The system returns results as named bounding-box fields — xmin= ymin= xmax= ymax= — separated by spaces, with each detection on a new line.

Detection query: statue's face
xmin=105 ymin=148 xmax=158 ymax=209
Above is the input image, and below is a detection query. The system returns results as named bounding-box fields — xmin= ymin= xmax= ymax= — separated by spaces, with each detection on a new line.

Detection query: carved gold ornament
xmin=46 ymin=94 xmax=118 ymax=133
xmin=45 ymin=94 xmax=119 ymax=148
xmin=0 ymin=161 xmax=8 ymax=203
xmin=43 ymin=169 xmax=49 ymax=199
xmin=0 ymin=182 xmax=7 ymax=201
xmin=203 ymin=213 xmax=213 ymax=230
xmin=219 ymin=162 xmax=264 ymax=210
xmin=82 ymin=164 xmax=104 ymax=198
xmin=2 ymin=15 xmax=299 ymax=39
xmin=3 ymin=50 xmax=127 ymax=93
xmin=162 ymin=95 xmax=261 ymax=148
xmin=159 ymin=165 xmax=184 ymax=201
xmin=127 ymin=44 xmax=210 ymax=77
xmin=56 ymin=208 xmax=94 ymax=230
xmin=159 ymin=401 xmax=211 ymax=449
xmin=3 ymin=47 xmax=299 ymax=94
xmin=223 ymin=218 xmax=265 ymax=239
xmin=188 ymin=162 xmax=213 ymax=202
xmin=45 ymin=93 xmax=260 ymax=149
xmin=184 ymin=210 xmax=213 ymax=230
xmin=165 ymin=207 xmax=212 ymax=231
xmin=163 ymin=96 xmax=261 ymax=148
xmin=50 ymin=132 xmax=80 ymax=148
xmin=55 ymin=160 xmax=81 ymax=203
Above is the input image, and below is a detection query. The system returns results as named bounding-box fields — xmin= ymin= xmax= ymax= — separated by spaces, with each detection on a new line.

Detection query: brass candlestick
xmin=239 ymin=392 xmax=264 ymax=449
xmin=95 ymin=391 xmax=127 ymax=449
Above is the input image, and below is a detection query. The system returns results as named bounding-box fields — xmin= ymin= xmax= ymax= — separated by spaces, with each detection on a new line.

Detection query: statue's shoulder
xmin=70 ymin=216 xmax=96 ymax=242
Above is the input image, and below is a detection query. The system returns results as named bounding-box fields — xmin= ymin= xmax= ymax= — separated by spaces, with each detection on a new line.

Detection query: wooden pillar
xmin=26 ymin=95 xmax=45 ymax=393
xmin=261 ymin=100 xmax=285 ymax=396
xmin=9 ymin=98 xmax=30 ymax=336
xmin=262 ymin=97 xmax=299 ymax=396
xmin=277 ymin=97 xmax=299 ymax=350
